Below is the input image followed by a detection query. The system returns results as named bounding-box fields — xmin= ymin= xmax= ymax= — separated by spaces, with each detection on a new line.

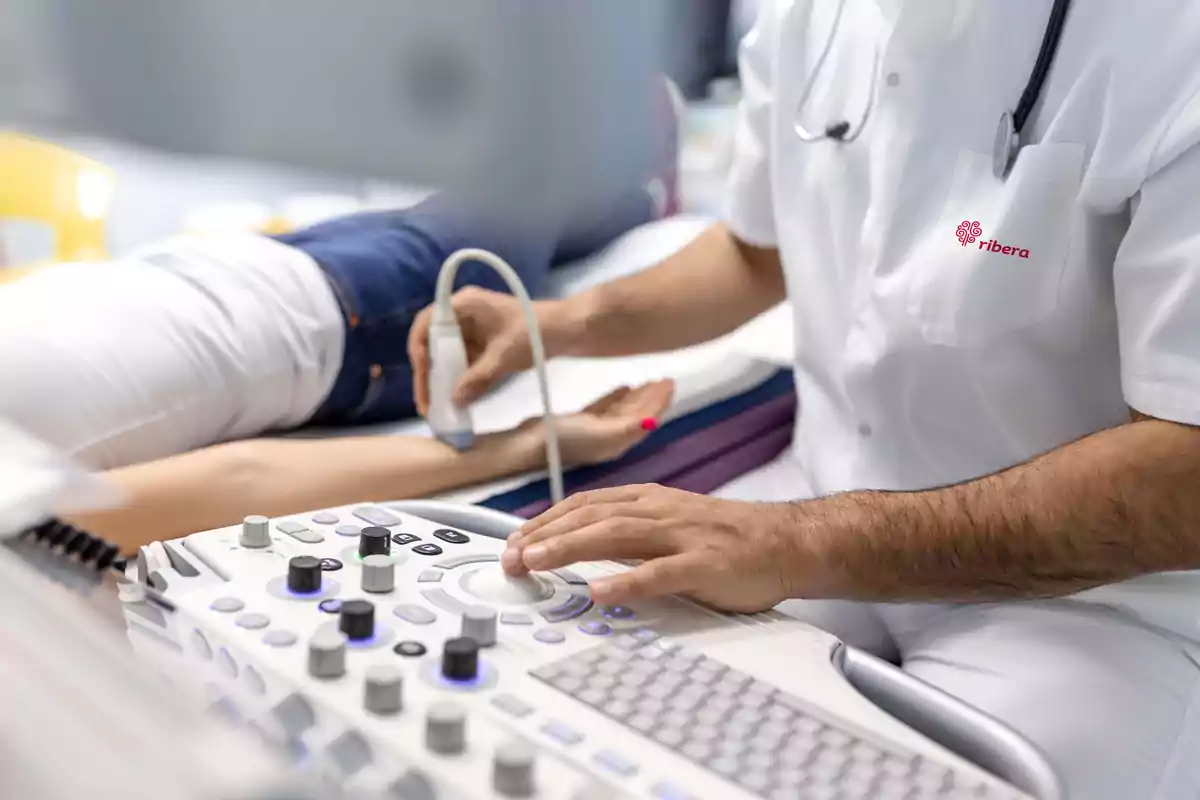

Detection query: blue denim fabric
xmin=276 ymin=189 xmax=653 ymax=426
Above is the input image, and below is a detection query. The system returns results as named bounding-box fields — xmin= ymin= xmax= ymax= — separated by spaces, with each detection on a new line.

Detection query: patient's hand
xmin=520 ymin=380 xmax=674 ymax=467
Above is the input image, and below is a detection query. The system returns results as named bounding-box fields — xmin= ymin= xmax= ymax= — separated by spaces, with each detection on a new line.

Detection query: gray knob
xmin=308 ymin=628 xmax=347 ymax=679
xmin=493 ymin=740 xmax=536 ymax=798
xmin=461 ymin=605 xmax=498 ymax=647
xmin=239 ymin=515 xmax=271 ymax=548
xmin=361 ymin=554 xmax=396 ymax=593
xmin=425 ymin=701 xmax=467 ymax=755
xmin=364 ymin=664 xmax=404 ymax=715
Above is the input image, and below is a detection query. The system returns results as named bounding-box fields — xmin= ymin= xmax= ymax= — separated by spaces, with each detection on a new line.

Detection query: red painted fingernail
xmin=640 ymin=417 xmax=659 ymax=432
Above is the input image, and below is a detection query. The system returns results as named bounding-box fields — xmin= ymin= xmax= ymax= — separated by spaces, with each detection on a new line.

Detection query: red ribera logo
xmin=956 ymin=221 xmax=1031 ymax=259
xmin=956 ymin=220 xmax=982 ymax=246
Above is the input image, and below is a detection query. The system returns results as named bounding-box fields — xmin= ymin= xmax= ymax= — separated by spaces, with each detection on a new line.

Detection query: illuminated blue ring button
xmin=539 ymin=594 xmax=593 ymax=623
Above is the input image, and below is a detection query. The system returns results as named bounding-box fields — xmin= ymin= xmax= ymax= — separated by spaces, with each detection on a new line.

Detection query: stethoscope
xmin=793 ymin=0 xmax=1072 ymax=179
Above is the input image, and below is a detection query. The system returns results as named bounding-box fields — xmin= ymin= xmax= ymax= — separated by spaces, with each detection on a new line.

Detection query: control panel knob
xmin=460 ymin=605 xmax=497 ymax=647
xmin=425 ymin=701 xmax=467 ymax=755
xmin=361 ymin=554 xmax=396 ymax=593
xmin=364 ymin=664 xmax=404 ymax=715
xmin=239 ymin=515 xmax=271 ymax=549
xmin=308 ymin=628 xmax=347 ymax=679
xmin=440 ymin=636 xmax=479 ymax=682
xmin=493 ymin=740 xmax=537 ymax=798
xmin=358 ymin=526 xmax=392 ymax=558
xmin=287 ymin=555 xmax=323 ymax=594
xmin=338 ymin=599 xmax=376 ymax=642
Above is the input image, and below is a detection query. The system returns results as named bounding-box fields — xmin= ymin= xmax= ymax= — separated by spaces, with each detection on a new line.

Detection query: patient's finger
xmin=519 ymin=486 xmax=649 ymax=535
xmin=518 ymin=518 xmax=676 ymax=571
xmin=581 ymin=386 xmax=631 ymax=416
xmin=617 ymin=380 xmax=673 ymax=420
xmin=517 ymin=501 xmax=660 ymax=548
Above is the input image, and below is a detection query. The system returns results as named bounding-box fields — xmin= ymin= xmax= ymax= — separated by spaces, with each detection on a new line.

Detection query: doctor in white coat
xmin=411 ymin=2 xmax=1200 ymax=796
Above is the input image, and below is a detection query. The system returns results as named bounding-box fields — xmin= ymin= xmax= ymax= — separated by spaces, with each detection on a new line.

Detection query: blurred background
xmin=0 ymin=0 xmax=758 ymax=273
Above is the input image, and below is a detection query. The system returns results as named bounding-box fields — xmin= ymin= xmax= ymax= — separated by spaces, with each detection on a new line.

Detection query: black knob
xmin=359 ymin=526 xmax=392 ymax=558
xmin=287 ymin=555 xmax=323 ymax=594
xmin=339 ymin=599 xmax=376 ymax=642
xmin=441 ymin=636 xmax=480 ymax=682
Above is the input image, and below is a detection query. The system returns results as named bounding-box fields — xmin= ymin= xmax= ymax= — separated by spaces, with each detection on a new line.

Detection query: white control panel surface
xmin=124 ymin=503 xmax=1035 ymax=800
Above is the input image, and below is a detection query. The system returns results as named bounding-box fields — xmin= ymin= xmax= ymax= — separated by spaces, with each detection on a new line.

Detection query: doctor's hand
xmin=501 ymin=485 xmax=809 ymax=614
xmin=409 ymin=287 xmax=577 ymax=416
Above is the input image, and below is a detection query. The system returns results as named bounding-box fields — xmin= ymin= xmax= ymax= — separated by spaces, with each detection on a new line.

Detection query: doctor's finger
xmin=517 ymin=518 xmax=677 ymax=572
xmin=520 ymin=486 xmax=652 ymax=535
xmin=408 ymin=307 xmax=434 ymax=414
xmin=589 ymin=552 xmax=710 ymax=606
xmin=515 ymin=501 xmax=662 ymax=549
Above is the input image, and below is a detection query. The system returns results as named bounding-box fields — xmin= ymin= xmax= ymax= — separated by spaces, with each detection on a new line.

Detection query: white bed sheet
xmin=301 ymin=214 xmax=799 ymax=506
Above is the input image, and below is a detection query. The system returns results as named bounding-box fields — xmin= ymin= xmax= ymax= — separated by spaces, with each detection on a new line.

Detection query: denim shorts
xmin=276 ymin=190 xmax=653 ymax=426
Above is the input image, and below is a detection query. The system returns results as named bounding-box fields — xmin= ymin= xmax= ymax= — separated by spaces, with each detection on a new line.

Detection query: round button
xmin=425 ymin=701 xmax=467 ymax=755
xmin=602 ymin=605 xmax=635 ymax=620
xmin=395 ymin=640 xmax=427 ymax=658
xmin=263 ymin=630 xmax=298 ymax=648
xmin=308 ymin=628 xmax=348 ymax=678
xmin=210 ymin=597 xmax=244 ymax=613
xmin=239 ymin=515 xmax=271 ymax=549
xmin=461 ymin=565 xmax=553 ymax=605
xmin=287 ymin=556 xmax=323 ymax=595
xmin=339 ymin=599 xmax=376 ymax=642
xmin=578 ymin=621 xmax=612 ymax=636
xmin=886 ymin=72 xmax=902 ymax=87
xmin=461 ymin=605 xmax=498 ymax=647
xmin=236 ymin=612 xmax=271 ymax=630
xmin=413 ymin=543 xmax=444 ymax=557
xmin=320 ymin=558 xmax=344 ymax=571
xmin=361 ymin=554 xmax=396 ymax=594
xmin=493 ymin=740 xmax=537 ymax=798
xmin=857 ymin=423 xmax=873 ymax=438
xmin=318 ymin=598 xmax=343 ymax=614
xmin=441 ymin=636 xmax=480 ymax=682
xmin=358 ymin=526 xmax=392 ymax=558
xmin=335 ymin=524 xmax=362 ymax=538
xmin=312 ymin=511 xmax=340 ymax=525
xmin=533 ymin=629 xmax=565 ymax=644
xmin=364 ymin=664 xmax=404 ymax=715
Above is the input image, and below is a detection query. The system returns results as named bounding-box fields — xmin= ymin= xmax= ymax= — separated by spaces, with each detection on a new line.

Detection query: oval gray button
xmin=393 ymin=604 xmax=437 ymax=625
xmin=236 ymin=612 xmax=271 ymax=630
xmin=210 ymin=597 xmax=244 ymax=613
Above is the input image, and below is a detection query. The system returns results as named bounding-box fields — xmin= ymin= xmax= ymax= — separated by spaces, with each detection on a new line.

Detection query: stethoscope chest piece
xmin=993 ymin=110 xmax=1019 ymax=180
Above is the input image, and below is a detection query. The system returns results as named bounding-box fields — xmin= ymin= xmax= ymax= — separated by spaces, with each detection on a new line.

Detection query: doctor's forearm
xmin=796 ymin=419 xmax=1200 ymax=602
xmin=559 ymin=224 xmax=786 ymax=358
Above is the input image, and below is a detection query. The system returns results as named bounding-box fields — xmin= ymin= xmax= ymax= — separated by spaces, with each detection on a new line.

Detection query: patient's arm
xmin=65 ymin=381 xmax=672 ymax=553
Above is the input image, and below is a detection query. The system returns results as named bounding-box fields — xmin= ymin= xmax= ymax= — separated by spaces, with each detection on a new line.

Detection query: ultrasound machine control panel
xmin=121 ymin=501 xmax=1056 ymax=800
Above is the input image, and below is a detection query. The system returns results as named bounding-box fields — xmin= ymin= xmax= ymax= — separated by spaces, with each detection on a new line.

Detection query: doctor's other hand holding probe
xmin=414 ymin=2 xmax=1200 ymax=797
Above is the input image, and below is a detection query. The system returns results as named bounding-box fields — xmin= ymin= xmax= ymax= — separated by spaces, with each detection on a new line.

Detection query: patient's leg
xmin=0 ymin=234 xmax=343 ymax=470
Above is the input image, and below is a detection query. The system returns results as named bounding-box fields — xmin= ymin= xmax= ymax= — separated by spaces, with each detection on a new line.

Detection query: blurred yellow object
xmin=0 ymin=133 xmax=116 ymax=283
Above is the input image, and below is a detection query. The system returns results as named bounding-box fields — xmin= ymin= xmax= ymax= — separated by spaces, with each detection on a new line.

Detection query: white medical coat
xmin=726 ymin=0 xmax=1200 ymax=640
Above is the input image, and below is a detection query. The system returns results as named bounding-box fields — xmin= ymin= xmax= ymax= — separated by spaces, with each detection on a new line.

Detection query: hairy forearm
xmin=554 ymin=223 xmax=786 ymax=358
xmin=65 ymin=429 xmax=545 ymax=553
xmin=786 ymin=418 xmax=1200 ymax=602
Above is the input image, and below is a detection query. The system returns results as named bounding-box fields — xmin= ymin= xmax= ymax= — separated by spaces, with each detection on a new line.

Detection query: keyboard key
xmin=653 ymin=727 xmax=686 ymax=749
